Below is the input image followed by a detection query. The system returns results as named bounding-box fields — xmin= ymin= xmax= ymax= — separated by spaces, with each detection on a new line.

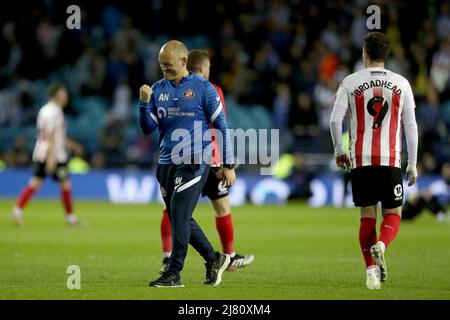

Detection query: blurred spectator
xmin=113 ymin=16 xmax=142 ymax=55
xmin=289 ymin=92 xmax=319 ymax=141
xmin=105 ymin=49 xmax=128 ymax=92
xmin=320 ymin=21 xmax=341 ymax=54
xmin=72 ymin=47 xmax=106 ymax=95
xmin=35 ymin=19 xmax=62 ymax=61
xmin=0 ymin=87 xmax=22 ymax=126
xmin=288 ymin=153 xmax=314 ymax=200
xmin=314 ymin=78 xmax=337 ymax=131
xmin=350 ymin=7 xmax=368 ymax=50
xmin=430 ymin=38 xmax=450 ymax=96
xmin=2 ymin=136 xmax=30 ymax=168
xmin=418 ymin=84 xmax=442 ymax=135
xmin=410 ymin=42 xmax=428 ymax=97
xmin=436 ymin=2 xmax=450 ymax=40
xmin=273 ymin=83 xmax=291 ymax=131
xmin=110 ymin=78 xmax=132 ymax=122
xmin=0 ymin=79 xmax=34 ymax=126
xmin=125 ymin=134 xmax=154 ymax=168
xmin=98 ymin=114 xmax=125 ymax=167
xmin=386 ymin=45 xmax=411 ymax=80
xmin=0 ymin=22 xmax=22 ymax=82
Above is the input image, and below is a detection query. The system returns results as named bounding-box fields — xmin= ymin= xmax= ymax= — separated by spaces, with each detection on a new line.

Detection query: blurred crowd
xmin=0 ymin=0 xmax=449 ymax=175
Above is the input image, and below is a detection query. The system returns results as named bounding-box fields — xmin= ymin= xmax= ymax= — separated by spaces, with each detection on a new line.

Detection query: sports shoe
xmin=12 ymin=207 xmax=23 ymax=226
xmin=66 ymin=214 xmax=87 ymax=227
xmin=66 ymin=219 xmax=88 ymax=227
xmin=371 ymin=241 xmax=388 ymax=282
xmin=365 ymin=266 xmax=381 ymax=290
xmin=204 ymin=252 xmax=230 ymax=286
xmin=149 ymin=271 xmax=184 ymax=288
xmin=227 ymin=254 xmax=254 ymax=270
xmin=161 ymin=257 xmax=171 ymax=273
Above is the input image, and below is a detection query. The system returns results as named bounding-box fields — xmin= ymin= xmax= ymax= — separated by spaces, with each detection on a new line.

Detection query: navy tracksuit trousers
xmin=156 ymin=162 xmax=218 ymax=275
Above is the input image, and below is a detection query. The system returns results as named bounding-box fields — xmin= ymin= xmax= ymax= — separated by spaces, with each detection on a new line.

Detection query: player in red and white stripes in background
xmin=159 ymin=49 xmax=254 ymax=272
xmin=330 ymin=32 xmax=418 ymax=289
xmin=12 ymin=84 xmax=86 ymax=227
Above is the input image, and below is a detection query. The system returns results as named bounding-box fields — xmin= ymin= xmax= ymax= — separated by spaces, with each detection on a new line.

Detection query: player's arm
xmin=203 ymin=82 xmax=235 ymax=187
xmin=330 ymin=83 xmax=351 ymax=169
xmin=402 ymin=83 xmax=418 ymax=186
xmin=138 ymin=84 xmax=158 ymax=135
xmin=214 ymin=85 xmax=227 ymax=117
xmin=45 ymin=128 xmax=56 ymax=174
xmin=65 ymin=139 xmax=84 ymax=157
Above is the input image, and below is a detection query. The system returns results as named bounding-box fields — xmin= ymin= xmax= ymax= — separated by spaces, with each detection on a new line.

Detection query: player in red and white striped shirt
xmin=159 ymin=49 xmax=254 ymax=272
xmin=330 ymin=32 xmax=418 ymax=289
xmin=12 ymin=84 xmax=85 ymax=227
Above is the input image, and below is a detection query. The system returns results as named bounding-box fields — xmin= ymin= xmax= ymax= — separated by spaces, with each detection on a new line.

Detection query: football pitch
xmin=0 ymin=200 xmax=449 ymax=300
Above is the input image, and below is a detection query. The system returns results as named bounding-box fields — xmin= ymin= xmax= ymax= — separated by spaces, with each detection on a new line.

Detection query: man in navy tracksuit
xmin=139 ymin=40 xmax=236 ymax=287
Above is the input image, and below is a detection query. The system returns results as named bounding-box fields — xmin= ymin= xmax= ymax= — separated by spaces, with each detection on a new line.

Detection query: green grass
xmin=0 ymin=200 xmax=449 ymax=299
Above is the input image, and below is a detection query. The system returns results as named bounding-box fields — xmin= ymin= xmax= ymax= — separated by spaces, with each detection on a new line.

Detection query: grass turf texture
xmin=0 ymin=200 xmax=449 ymax=300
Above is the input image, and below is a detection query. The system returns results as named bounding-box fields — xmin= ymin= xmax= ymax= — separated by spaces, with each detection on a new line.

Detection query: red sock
xmin=359 ymin=217 xmax=377 ymax=267
xmin=379 ymin=213 xmax=401 ymax=248
xmin=161 ymin=209 xmax=172 ymax=254
xmin=17 ymin=185 xmax=36 ymax=209
xmin=216 ymin=214 xmax=234 ymax=255
xmin=61 ymin=189 xmax=73 ymax=215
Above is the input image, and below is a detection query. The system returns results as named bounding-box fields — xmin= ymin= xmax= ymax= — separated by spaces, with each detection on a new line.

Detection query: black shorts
xmin=202 ymin=166 xmax=229 ymax=200
xmin=33 ymin=162 xmax=70 ymax=182
xmin=350 ymin=166 xmax=403 ymax=209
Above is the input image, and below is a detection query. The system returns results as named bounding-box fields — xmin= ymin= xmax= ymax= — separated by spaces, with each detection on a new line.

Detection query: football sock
xmin=379 ymin=213 xmax=401 ymax=249
xmin=161 ymin=209 xmax=172 ymax=256
xmin=61 ymin=188 xmax=73 ymax=215
xmin=215 ymin=214 xmax=234 ymax=256
xmin=17 ymin=185 xmax=37 ymax=210
xmin=359 ymin=217 xmax=377 ymax=267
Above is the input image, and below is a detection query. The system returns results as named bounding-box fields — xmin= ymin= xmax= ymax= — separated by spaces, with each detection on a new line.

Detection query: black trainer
xmin=203 ymin=252 xmax=230 ymax=286
xmin=161 ymin=257 xmax=171 ymax=273
xmin=149 ymin=272 xmax=184 ymax=288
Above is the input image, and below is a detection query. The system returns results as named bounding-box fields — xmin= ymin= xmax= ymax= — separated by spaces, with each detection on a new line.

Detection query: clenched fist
xmin=139 ymin=85 xmax=153 ymax=102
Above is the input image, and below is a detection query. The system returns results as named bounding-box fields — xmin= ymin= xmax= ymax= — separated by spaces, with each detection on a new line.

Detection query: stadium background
xmin=0 ymin=0 xmax=449 ymax=205
xmin=0 ymin=0 xmax=449 ymax=301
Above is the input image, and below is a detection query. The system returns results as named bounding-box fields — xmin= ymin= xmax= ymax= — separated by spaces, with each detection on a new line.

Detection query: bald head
xmin=160 ymin=40 xmax=188 ymax=59
xmin=159 ymin=40 xmax=189 ymax=82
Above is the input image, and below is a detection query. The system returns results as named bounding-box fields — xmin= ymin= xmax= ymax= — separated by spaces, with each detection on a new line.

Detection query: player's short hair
xmin=47 ymin=83 xmax=67 ymax=98
xmin=187 ymin=49 xmax=210 ymax=72
xmin=363 ymin=32 xmax=390 ymax=62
